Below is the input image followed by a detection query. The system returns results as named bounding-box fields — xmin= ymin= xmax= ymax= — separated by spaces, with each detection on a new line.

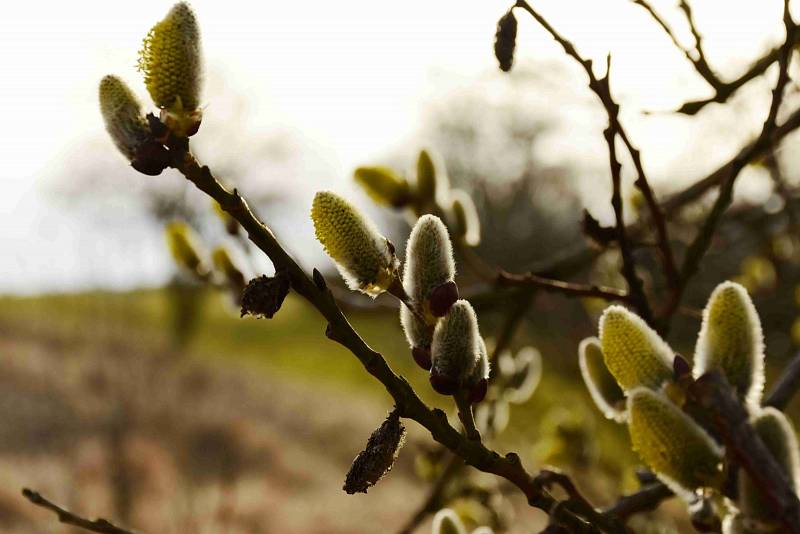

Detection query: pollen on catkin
xmin=311 ymin=191 xmax=398 ymax=297
xmin=738 ymin=407 xmax=800 ymax=521
xmin=628 ymin=388 xmax=723 ymax=492
xmin=599 ymin=305 xmax=674 ymax=391
xmin=98 ymin=75 xmax=151 ymax=161
xmin=430 ymin=300 xmax=481 ymax=394
xmin=354 ymin=166 xmax=411 ymax=208
xmin=579 ymin=337 xmax=626 ymax=423
xmin=139 ymin=2 xmax=203 ymax=113
xmin=449 ymin=189 xmax=481 ymax=246
xmin=694 ymin=281 xmax=765 ymax=410
xmin=431 ymin=509 xmax=466 ymax=534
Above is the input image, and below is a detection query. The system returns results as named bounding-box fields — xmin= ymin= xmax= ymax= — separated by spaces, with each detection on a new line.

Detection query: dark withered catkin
xmin=343 ymin=409 xmax=406 ymax=494
xmin=494 ymin=10 xmax=518 ymax=72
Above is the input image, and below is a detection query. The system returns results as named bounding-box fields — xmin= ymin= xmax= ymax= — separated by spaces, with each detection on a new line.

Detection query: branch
xmin=497 ymin=270 xmax=632 ymax=303
xmin=603 ymin=483 xmax=673 ymax=520
xmin=766 ymin=351 xmax=800 ymax=409
xmin=22 ymin=489 xmax=136 ymax=534
xmin=689 ymin=371 xmax=800 ymax=531
xmin=165 ymin=142 xmax=629 ymax=533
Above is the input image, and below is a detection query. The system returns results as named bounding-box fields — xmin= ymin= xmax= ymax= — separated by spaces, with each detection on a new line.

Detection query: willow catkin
xmin=579 ymin=337 xmax=626 ymax=422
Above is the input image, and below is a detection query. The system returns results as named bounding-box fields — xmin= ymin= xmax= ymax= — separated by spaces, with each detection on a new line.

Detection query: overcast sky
xmin=0 ymin=1 xmax=794 ymax=294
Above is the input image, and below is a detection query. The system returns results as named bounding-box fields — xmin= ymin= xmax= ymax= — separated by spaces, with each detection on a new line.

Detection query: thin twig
xmin=22 ymin=489 xmax=136 ymax=534
xmin=603 ymin=483 xmax=673 ymax=520
xmin=497 ymin=270 xmax=632 ymax=303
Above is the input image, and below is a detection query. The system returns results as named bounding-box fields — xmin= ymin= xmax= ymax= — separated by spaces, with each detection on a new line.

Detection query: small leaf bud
xmin=578 ymin=337 xmax=626 ymax=422
xmin=343 ymin=409 xmax=406 ymax=494
xmin=240 ymin=272 xmax=291 ymax=319
xmin=628 ymin=388 xmax=723 ymax=492
xmin=694 ymin=281 xmax=764 ymax=410
xmin=311 ymin=191 xmax=399 ymax=297
xmin=599 ymin=305 xmax=673 ymax=391
xmin=494 ymin=10 xmax=518 ymax=72
xmin=138 ymin=2 xmax=203 ymax=136
xmin=429 ymin=281 xmax=460 ymax=318
xmin=354 ymin=166 xmax=412 ymax=208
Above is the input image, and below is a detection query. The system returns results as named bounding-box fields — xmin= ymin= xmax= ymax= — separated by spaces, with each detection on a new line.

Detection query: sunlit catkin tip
xmin=431 ymin=509 xmax=466 ymax=534
xmin=403 ymin=215 xmax=456 ymax=315
xmin=599 ymin=305 xmax=673 ymax=391
xmin=449 ymin=189 xmax=481 ymax=247
xmin=311 ymin=191 xmax=398 ymax=297
xmin=694 ymin=281 xmax=764 ymax=410
xmin=739 ymin=407 xmax=800 ymax=521
xmin=416 ymin=149 xmax=439 ymax=203
xmin=628 ymin=388 xmax=723 ymax=492
xmin=354 ymin=166 xmax=411 ymax=208
xmin=430 ymin=300 xmax=481 ymax=395
xmin=139 ymin=2 xmax=203 ymax=130
xmin=165 ymin=221 xmax=205 ymax=277
xmin=579 ymin=337 xmax=626 ymax=423
xmin=494 ymin=10 xmax=517 ymax=72
xmin=99 ymin=75 xmax=156 ymax=163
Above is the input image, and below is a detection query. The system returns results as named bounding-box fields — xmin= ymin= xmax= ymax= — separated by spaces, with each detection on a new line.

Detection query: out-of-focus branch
xmin=396 ymin=454 xmax=464 ymax=534
xmin=603 ymin=483 xmax=673 ymax=520
xmin=166 ymin=141 xmax=630 ymax=533
xmin=497 ymin=270 xmax=632 ymax=304
xmin=661 ymin=3 xmax=796 ymax=323
xmin=766 ymin=351 xmax=800 ymax=409
xmin=22 ymin=489 xmax=136 ymax=534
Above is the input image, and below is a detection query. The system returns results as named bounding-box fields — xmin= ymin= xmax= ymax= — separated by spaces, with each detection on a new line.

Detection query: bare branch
xmin=497 ymin=270 xmax=632 ymax=303
xmin=22 ymin=489 xmax=136 ymax=534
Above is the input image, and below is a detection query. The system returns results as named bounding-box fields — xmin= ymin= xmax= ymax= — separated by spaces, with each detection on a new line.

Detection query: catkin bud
xmin=98 ymin=75 xmax=169 ymax=175
xmin=416 ymin=149 xmax=439 ymax=204
xmin=432 ymin=509 xmax=466 ymax=534
xmin=311 ymin=191 xmax=399 ymax=297
xmin=343 ymin=409 xmax=406 ymax=494
xmin=599 ymin=306 xmax=673 ymax=391
xmin=694 ymin=281 xmax=764 ymax=410
xmin=628 ymin=388 xmax=723 ymax=492
xmin=430 ymin=300 xmax=481 ymax=395
xmin=468 ymin=337 xmax=491 ymax=403
xmin=138 ymin=2 xmax=203 ymax=136
xmin=579 ymin=337 xmax=626 ymax=422
xmin=403 ymin=215 xmax=457 ymax=319
xmin=400 ymin=305 xmax=434 ymax=354
xmin=449 ymin=190 xmax=481 ymax=247
xmin=211 ymin=246 xmax=245 ymax=291
xmin=165 ymin=221 xmax=206 ymax=278
xmin=354 ymin=166 xmax=412 ymax=208
xmin=494 ymin=10 xmax=517 ymax=72
xmin=738 ymin=407 xmax=800 ymax=522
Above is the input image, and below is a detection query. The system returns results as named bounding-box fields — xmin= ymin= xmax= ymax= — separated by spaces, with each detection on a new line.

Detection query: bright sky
xmin=0 ymin=1 xmax=792 ymax=294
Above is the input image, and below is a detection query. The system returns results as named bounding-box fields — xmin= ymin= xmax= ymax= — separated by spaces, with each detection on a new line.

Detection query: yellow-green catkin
xmin=211 ymin=246 xmax=244 ymax=289
xmin=628 ymin=388 xmax=723 ymax=493
xmin=501 ymin=346 xmax=542 ymax=404
xmin=694 ymin=281 xmax=765 ymax=410
xmin=311 ymin=191 xmax=398 ymax=297
xmin=599 ymin=306 xmax=673 ymax=391
xmin=139 ymin=2 xmax=202 ymax=134
xmin=431 ymin=300 xmax=481 ymax=387
xmin=449 ymin=189 xmax=481 ymax=246
xmin=98 ymin=75 xmax=150 ymax=161
xmin=416 ymin=149 xmax=440 ymax=205
xmin=431 ymin=509 xmax=466 ymax=534
xmin=738 ymin=407 xmax=800 ymax=523
xmin=354 ymin=166 xmax=411 ymax=208
xmin=165 ymin=221 xmax=205 ymax=276
xmin=579 ymin=337 xmax=626 ymax=422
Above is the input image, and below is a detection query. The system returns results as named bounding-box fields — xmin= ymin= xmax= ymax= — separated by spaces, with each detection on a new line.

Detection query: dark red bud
xmin=412 ymin=347 xmax=432 ymax=371
xmin=429 ymin=371 xmax=459 ymax=396
xmin=131 ymin=141 xmax=170 ymax=176
xmin=673 ymin=354 xmax=691 ymax=379
xmin=468 ymin=378 xmax=488 ymax=403
xmin=428 ymin=281 xmax=459 ymax=317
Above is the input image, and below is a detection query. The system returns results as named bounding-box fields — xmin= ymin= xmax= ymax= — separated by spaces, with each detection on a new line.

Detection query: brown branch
xmin=165 ymin=142 xmax=629 ymax=533
xmin=22 ymin=489 xmax=136 ymax=534
xmin=689 ymin=371 xmax=800 ymax=531
xmin=661 ymin=3 xmax=795 ymax=323
xmin=603 ymin=483 xmax=673 ymax=520
xmin=766 ymin=351 xmax=800 ymax=409
xmin=497 ymin=270 xmax=632 ymax=303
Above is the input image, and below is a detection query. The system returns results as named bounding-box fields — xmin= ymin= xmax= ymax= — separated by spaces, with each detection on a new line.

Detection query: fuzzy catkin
xmin=139 ymin=2 xmax=202 ymax=111
xmin=628 ymin=388 xmax=723 ymax=492
xmin=400 ymin=304 xmax=433 ymax=349
xmin=311 ymin=191 xmax=398 ymax=297
xmin=416 ymin=149 xmax=438 ymax=203
xmin=579 ymin=337 xmax=626 ymax=422
xmin=165 ymin=221 xmax=204 ymax=274
xmin=354 ymin=166 xmax=410 ymax=208
xmin=738 ymin=407 xmax=800 ymax=521
xmin=98 ymin=75 xmax=150 ymax=161
xmin=431 ymin=300 xmax=480 ymax=386
xmin=404 ymin=215 xmax=455 ymax=305
xmin=694 ymin=281 xmax=764 ymax=410
xmin=599 ymin=306 xmax=673 ymax=391
xmin=431 ymin=509 xmax=466 ymax=534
